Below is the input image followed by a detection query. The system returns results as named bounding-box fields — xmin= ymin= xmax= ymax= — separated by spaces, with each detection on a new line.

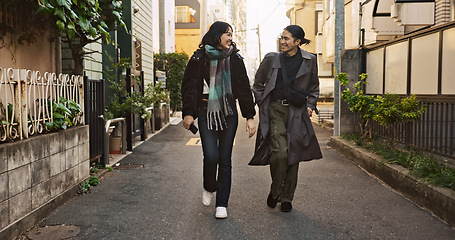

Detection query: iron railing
xmin=0 ymin=66 xmax=84 ymax=143
xmin=371 ymin=98 xmax=455 ymax=159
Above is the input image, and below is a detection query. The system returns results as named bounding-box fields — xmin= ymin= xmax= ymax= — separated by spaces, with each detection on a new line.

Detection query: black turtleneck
xmin=271 ymin=48 xmax=303 ymax=101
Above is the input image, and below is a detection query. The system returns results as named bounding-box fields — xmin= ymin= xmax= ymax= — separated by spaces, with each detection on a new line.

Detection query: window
xmin=175 ymin=6 xmax=195 ymax=23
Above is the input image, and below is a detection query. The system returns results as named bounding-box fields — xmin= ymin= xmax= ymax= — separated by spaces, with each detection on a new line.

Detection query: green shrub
xmin=154 ymin=52 xmax=189 ymax=113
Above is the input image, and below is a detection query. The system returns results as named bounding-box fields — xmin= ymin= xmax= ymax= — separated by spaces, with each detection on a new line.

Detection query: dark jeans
xmin=198 ymin=107 xmax=238 ymax=208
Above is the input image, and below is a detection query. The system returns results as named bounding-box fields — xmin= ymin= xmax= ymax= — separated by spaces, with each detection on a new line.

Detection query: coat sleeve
xmin=233 ymin=55 xmax=256 ymax=120
xmin=252 ymin=53 xmax=275 ymax=104
xmin=306 ymin=54 xmax=320 ymax=112
xmin=181 ymin=56 xmax=199 ymax=119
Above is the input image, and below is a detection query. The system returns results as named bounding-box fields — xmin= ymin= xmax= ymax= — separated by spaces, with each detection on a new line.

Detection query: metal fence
xmin=371 ymin=98 xmax=455 ymax=159
xmin=0 ymin=66 xmax=84 ymax=143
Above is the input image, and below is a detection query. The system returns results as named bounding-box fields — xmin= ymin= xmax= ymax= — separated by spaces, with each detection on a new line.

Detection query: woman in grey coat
xmin=250 ymin=25 xmax=322 ymax=212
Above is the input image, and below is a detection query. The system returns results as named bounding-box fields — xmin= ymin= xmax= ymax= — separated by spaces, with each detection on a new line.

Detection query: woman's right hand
xmin=183 ymin=115 xmax=194 ymax=130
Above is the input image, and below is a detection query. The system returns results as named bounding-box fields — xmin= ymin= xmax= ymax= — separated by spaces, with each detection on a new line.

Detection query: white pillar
xmin=200 ymin=0 xmax=207 ymax=39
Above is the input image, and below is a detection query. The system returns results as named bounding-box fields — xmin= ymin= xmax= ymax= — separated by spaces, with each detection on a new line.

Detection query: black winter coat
xmin=181 ymin=48 xmax=256 ymax=120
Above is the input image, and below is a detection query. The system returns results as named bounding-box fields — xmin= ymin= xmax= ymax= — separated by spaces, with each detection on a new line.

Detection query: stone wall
xmin=0 ymin=126 xmax=90 ymax=239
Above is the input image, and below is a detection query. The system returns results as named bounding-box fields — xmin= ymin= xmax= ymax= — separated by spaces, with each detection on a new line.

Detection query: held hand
xmin=307 ymin=108 xmax=313 ymax=117
xmin=183 ymin=115 xmax=194 ymax=130
xmin=246 ymin=119 xmax=256 ymax=138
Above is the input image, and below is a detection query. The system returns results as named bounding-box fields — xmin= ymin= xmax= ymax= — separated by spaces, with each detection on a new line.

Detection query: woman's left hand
xmin=246 ymin=119 xmax=256 ymax=138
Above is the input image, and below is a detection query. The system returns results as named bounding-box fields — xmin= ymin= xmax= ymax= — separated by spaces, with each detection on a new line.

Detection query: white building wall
xmin=152 ymin=0 xmax=160 ymax=53
xmin=132 ymin=0 xmax=155 ymax=85
xmin=165 ymin=0 xmax=176 ymax=53
xmin=83 ymin=40 xmax=103 ymax=80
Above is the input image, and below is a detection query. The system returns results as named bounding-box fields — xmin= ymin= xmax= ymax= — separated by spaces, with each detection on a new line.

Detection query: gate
xmin=84 ymin=77 xmax=106 ymax=164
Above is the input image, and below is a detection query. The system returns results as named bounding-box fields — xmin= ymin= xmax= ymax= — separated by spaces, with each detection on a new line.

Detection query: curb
xmin=329 ymin=136 xmax=455 ymax=228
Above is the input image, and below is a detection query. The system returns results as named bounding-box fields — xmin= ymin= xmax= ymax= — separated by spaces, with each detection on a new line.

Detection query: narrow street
xmin=42 ymin=116 xmax=455 ymax=239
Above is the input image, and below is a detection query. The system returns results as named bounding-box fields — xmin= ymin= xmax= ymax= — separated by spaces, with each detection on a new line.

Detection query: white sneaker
xmin=202 ymin=189 xmax=213 ymax=206
xmin=215 ymin=207 xmax=227 ymax=219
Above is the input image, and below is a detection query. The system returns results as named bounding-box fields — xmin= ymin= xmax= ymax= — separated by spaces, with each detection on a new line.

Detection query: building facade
xmin=175 ymin=0 xmax=201 ymax=55
xmin=286 ymin=0 xmax=335 ymax=96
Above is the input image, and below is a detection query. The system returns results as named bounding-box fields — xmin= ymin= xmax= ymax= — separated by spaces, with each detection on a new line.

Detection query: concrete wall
xmin=0 ymin=32 xmax=56 ymax=73
xmin=0 ymin=126 xmax=90 ymax=239
xmin=340 ymin=49 xmax=364 ymax=134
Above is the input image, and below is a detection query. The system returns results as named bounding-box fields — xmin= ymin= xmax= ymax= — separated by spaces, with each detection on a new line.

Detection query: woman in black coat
xmin=181 ymin=21 xmax=256 ymax=219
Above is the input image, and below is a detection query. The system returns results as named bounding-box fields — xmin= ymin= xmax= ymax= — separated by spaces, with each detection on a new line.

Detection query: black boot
xmin=280 ymin=202 xmax=292 ymax=212
xmin=267 ymin=192 xmax=278 ymax=208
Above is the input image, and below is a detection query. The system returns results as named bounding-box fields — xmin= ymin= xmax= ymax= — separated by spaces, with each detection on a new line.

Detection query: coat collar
xmin=272 ymin=48 xmax=311 ymax=78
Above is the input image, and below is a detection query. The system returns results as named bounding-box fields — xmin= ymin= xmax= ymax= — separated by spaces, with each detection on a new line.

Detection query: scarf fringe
xmin=207 ymin=111 xmax=227 ymax=131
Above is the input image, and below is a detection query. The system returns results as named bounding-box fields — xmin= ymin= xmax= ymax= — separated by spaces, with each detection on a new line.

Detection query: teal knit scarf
xmin=204 ymin=45 xmax=235 ymax=130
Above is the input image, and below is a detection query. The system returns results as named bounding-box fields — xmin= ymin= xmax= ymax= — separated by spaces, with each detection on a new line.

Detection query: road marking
xmin=186 ymin=138 xmax=236 ymax=146
xmin=186 ymin=138 xmax=201 ymax=145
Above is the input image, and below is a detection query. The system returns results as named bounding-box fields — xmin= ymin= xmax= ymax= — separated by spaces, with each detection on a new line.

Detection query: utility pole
xmin=334 ymin=0 xmax=345 ymax=136
xmin=257 ymin=24 xmax=262 ymax=63
xmin=200 ymin=0 xmax=207 ymax=40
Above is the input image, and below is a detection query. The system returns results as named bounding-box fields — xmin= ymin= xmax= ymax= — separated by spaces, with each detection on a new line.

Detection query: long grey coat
xmin=249 ymin=50 xmax=323 ymax=166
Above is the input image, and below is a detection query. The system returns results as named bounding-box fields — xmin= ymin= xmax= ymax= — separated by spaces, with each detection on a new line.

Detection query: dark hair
xmin=199 ymin=21 xmax=234 ymax=49
xmin=284 ymin=25 xmax=310 ymax=45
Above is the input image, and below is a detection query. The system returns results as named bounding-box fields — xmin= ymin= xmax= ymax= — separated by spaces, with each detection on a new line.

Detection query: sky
xmin=245 ymin=0 xmax=289 ymax=60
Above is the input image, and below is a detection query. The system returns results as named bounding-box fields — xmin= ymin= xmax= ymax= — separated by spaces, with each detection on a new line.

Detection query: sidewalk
xmin=23 ymin=115 xmax=455 ymax=239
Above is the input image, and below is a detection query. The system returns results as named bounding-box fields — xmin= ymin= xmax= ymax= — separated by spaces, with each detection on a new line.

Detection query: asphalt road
xmin=42 ymin=116 xmax=455 ymax=239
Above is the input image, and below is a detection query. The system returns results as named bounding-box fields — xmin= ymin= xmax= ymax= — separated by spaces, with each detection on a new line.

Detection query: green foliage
xmin=338 ymin=73 xmax=376 ymax=138
xmin=38 ymin=0 xmax=126 ymax=42
xmin=37 ymin=0 xmax=127 ymax=74
xmin=79 ymin=180 xmax=92 ymax=194
xmin=106 ymin=166 xmax=113 ymax=172
xmin=104 ymin=56 xmax=161 ymax=121
xmin=45 ymin=97 xmax=82 ymax=131
xmin=154 ymin=52 xmax=189 ymax=113
xmin=342 ymin=134 xmax=455 ymax=191
xmin=373 ymin=94 xmax=426 ymax=126
xmin=338 ymin=72 xmax=426 ymax=143
xmin=89 ymin=176 xmax=100 ymax=186
xmin=79 ymin=176 xmax=101 ymax=194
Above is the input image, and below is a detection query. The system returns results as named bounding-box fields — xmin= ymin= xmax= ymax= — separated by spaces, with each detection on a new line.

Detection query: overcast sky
xmin=245 ymin=0 xmax=289 ymax=60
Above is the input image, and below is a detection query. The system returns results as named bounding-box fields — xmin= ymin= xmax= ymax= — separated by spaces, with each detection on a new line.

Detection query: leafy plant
xmin=338 ymin=72 xmax=426 ymax=144
xmin=79 ymin=180 xmax=92 ymax=194
xmin=45 ymin=97 xmax=82 ymax=131
xmin=89 ymin=176 xmax=100 ymax=186
xmin=373 ymin=94 xmax=426 ymax=146
xmin=338 ymin=72 xmax=377 ymax=139
xmin=154 ymin=52 xmax=189 ymax=113
xmin=79 ymin=176 xmax=100 ymax=194
xmin=104 ymin=55 xmax=161 ymax=121
xmin=38 ymin=0 xmax=127 ymax=75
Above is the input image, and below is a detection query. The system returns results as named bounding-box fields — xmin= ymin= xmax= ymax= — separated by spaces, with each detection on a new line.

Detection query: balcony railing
xmin=0 ymin=66 xmax=84 ymax=143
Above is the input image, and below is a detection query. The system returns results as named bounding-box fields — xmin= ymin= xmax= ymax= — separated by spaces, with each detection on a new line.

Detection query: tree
xmin=38 ymin=0 xmax=127 ymax=75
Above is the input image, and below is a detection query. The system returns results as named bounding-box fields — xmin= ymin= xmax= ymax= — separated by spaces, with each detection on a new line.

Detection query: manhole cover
xmin=27 ymin=225 xmax=80 ymax=240
xmin=113 ymin=164 xmax=143 ymax=170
